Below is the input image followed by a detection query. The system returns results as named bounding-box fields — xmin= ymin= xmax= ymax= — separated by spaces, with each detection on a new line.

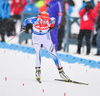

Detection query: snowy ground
xmin=0 ymin=46 xmax=100 ymax=96
xmin=0 ymin=32 xmax=100 ymax=96
xmin=0 ymin=0 xmax=100 ymax=96
xmin=0 ymin=34 xmax=100 ymax=96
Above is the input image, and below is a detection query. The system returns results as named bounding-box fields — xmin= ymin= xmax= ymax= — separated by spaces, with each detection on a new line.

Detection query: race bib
xmin=83 ymin=12 xmax=88 ymax=21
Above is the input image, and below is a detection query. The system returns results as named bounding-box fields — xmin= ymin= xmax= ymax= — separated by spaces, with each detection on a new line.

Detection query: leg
xmin=32 ymin=34 xmax=42 ymax=80
xmin=96 ymin=29 xmax=100 ymax=54
xmin=43 ymin=34 xmax=70 ymax=80
xmin=25 ymin=24 xmax=33 ymax=44
xmin=33 ymin=44 xmax=41 ymax=80
xmin=34 ymin=44 xmax=41 ymax=68
xmin=77 ymin=30 xmax=85 ymax=54
xmin=49 ymin=44 xmax=62 ymax=69
xmin=6 ymin=19 xmax=12 ymax=36
xmin=25 ymin=24 xmax=31 ymax=44
xmin=50 ymin=27 xmax=59 ymax=51
xmin=0 ymin=19 xmax=6 ymax=42
xmin=85 ymin=30 xmax=92 ymax=54
xmin=1 ymin=33 xmax=5 ymax=42
xmin=49 ymin=45 xmax=70 ymax=80
xmin=25 ymin=25 xmax=29 ymax=44
xmin=58 ymin=25 xmax=65 ymax=51
xmin=43 ymin=35 xmax=62 ymax=69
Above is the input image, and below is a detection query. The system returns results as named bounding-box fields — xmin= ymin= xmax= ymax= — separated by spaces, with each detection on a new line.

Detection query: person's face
xmin=86 ymin=2 xmax=91 ymax=6
xmin=40 ymin=19 xmax=47 ymax=25
xmin=29 ymin=1 xmax=34 ymax=4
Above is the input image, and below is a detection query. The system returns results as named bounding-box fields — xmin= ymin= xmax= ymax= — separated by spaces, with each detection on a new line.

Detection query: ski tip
xmin=84 ymin=83 xmax=89 ymax=85
xmin=36 ymin=78 xmax=42 ymax=83
xmin=38 ymin=80 xmax=42 ymax=83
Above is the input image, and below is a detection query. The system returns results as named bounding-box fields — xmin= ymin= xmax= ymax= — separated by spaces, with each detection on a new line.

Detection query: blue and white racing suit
xmin=22 ymin=16 xmax=62 ymax=69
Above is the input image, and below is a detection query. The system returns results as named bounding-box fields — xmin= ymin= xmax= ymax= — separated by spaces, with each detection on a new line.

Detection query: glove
xmin=89 ymin=4 xmax=93 ymax=9
xmin=46 ymin=3 xmax=51 ymax=8
xmin=49 ymin=27 xmax=54 ymax=31
xmin=56 ymin=25 xmax=60 ymax=29
xmin=21 ymin=25 xmax=26 ymax=30
xmin=85 ymin=3 xmax=93 ymax=11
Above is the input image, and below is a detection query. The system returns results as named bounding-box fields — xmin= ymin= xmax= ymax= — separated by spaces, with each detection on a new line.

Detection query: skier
xmin=21 ymin=11 xmax=70 ymax=82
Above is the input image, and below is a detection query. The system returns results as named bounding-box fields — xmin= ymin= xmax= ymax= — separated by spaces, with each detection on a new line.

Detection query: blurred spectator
xmin=10 ymin=0 xmax=27 ymax=36
xmin=94 ymin=1 xmax=100 ymax=55
xmin=11 ymin=0 xmax=27 ymax=20
xmin=47 ymin=0 xmax=63 ymax=51
xmin=23 ymin=0 xmax=39 ymax=16
xmin=67 ymin=0 xmax=75 ymax=21
xmin=23 ymin=0 xmax=39 ymax=44
xmin=77 ymin=0 xmax=97 ymax=55
xmin=58 ymin=0 xmax=67 ymax=51
xmin=39 ymin=0 xmax=50 ymax=12
xmin=0 ymin=0 xmax=10 ymax=42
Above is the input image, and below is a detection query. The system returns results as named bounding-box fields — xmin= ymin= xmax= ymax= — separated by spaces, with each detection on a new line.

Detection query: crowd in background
xmin=0 ymin=0 xmax=100 ymax=56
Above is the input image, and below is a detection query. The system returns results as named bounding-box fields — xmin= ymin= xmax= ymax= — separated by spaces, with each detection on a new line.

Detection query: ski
xmin=36 ymin=78 xmax=42 ymax=83
xmin=55 ymin=79 xmax=89 ymax=85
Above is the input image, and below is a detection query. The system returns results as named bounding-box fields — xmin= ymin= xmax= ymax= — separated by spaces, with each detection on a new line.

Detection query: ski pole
xmin=6 ymin=29 xmax=25 ymax=43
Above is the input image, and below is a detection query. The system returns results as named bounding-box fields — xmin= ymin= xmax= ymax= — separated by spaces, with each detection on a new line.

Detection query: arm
xmin=7 ymin=4 xmax=10 ymax=19
xmin=57 ymin=2 xmax=63 ymax=26
xmin=22 ymin=0 xmax=27 ymax=7
xmin=89 ymin=9 xmax=98 ymax=19
xmin=22 ymin=19 xmax=31 ymax=27
xmin=21 ymin=17 xmax=37 ymax=29
xmin=79 ymin=1 xmax=86 ymax=12
xmin=23 ymin=6 xmax=27 ymax=12
xmin=49 ymin=17 xmax=55 ymax=31
xmin=68 ymin=5 xmax=73 ymax=15
xmin=79 ymin=8 xmax=86 ymax=17
xmin=11 ymin=0 xmax=15 ymax=10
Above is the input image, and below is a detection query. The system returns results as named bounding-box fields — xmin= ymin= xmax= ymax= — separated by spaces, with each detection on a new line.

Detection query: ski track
xmin=0 ymin=48 xmax=100 ymax=96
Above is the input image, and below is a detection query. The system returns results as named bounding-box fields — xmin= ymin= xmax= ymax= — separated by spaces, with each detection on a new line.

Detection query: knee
xmin=34 ymin=44 xmax=41 ymax=52
xmin=49 ymin=44 xmax=55 ymax=53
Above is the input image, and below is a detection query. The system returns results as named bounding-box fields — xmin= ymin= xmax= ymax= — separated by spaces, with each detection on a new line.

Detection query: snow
xmin=0 ymin=0 xmax=100 ymax=96
xmin=0 ymin=47 xmax=100 ymax=96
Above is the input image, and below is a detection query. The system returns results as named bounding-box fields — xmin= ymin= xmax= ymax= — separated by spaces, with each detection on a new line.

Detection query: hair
xmin=40 ymin=11 xmax=49 ymax=15
xmin=39 ymin=11 xmax=49 ymax=21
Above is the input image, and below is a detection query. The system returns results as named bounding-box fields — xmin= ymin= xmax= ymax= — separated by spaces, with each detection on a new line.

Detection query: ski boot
xmin=58 ymin=68 xmax=70 ymax=81
xmin=35 ymin=67 xmax=41 ymax=83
